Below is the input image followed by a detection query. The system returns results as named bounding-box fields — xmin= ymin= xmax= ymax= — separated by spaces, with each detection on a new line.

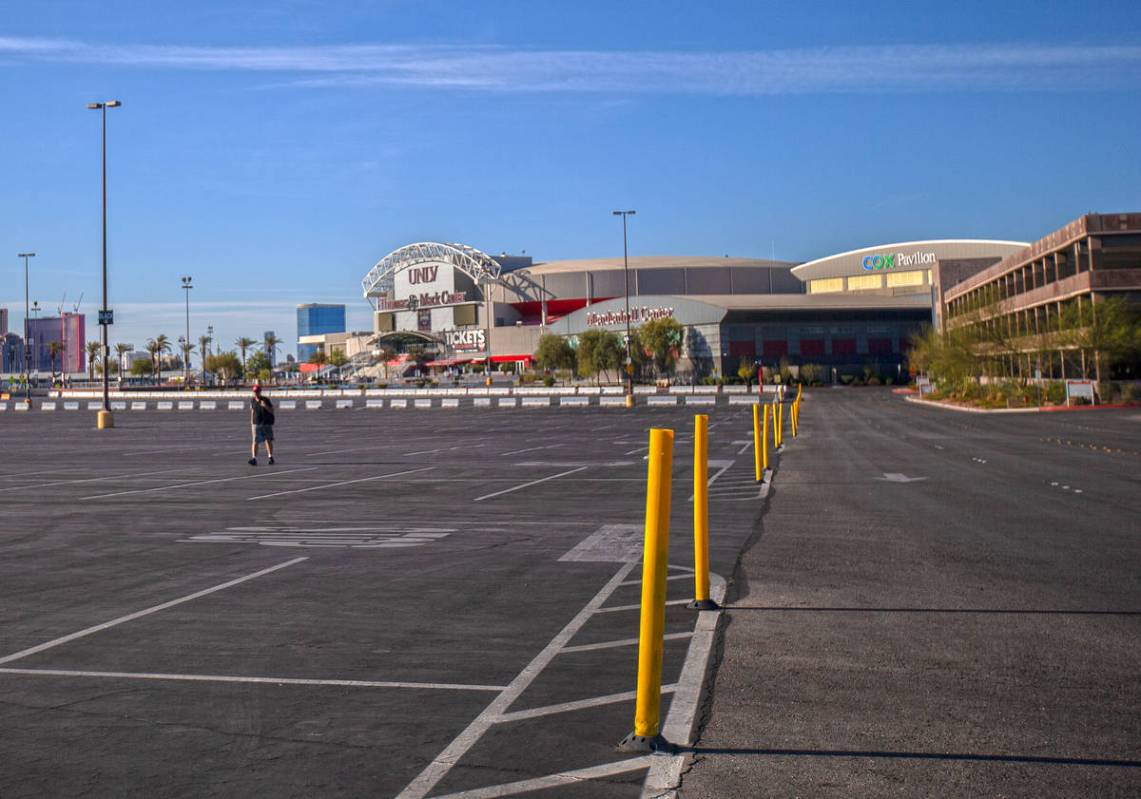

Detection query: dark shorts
xmin=252 ymin=424 xmax=275 ymax=443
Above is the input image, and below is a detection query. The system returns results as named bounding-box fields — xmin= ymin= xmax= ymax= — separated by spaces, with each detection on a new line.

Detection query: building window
xmin=809 ymin=277 xmax=844 ymax=294
xmin=886 ymin=271 xmax=925 ymax=288
xmin=846 ymin=274 xmax=882 ymax=291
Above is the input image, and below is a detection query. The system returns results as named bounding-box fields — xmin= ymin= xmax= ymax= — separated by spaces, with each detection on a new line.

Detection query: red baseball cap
xmin=252 ymin=383 xmax=262 ymax=392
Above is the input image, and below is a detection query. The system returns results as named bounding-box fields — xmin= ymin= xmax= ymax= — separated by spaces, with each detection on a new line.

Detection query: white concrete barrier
xmin=41 ymin=402 xmax=57 ymax=411
xmin=335 ymin=399 xmax=353 ymax=409
xmin=0 ymin=403 xmax=8 ymax=411
xmin=365 ymin=399 xmax=384 ymax=409
xmin=634 ymin=386 xmax=657 ymax=395
xmin=390 ymin=399 xmax=407 ymax=408
xmin=601 ymin=386 xmax=626 ymax=395
xmin=199 ymin=401 xmax=217 ymax=410
xmin=600 ymin=396 xmax=627 ymax=407
xmin=178 ymin=401 xmax=195 ymax=410
xmin=441 ymin=398 xmax=459 ymax=408
xmin=279 ymin=400 xmax=297 ymax=410
xmin=111 ymin=401 xmax=127 ymax=411
xmin=723 ymin=385 xmax=748 ymax=394
xmin=228 ymin=401 xmax=244 ymax=410
xmin=87 ymin=401 xmax=102 ymax=411
xmin=64 ymin=401 xmax=80 ymax=410
xmin=577 ymin=386 xmax=602 ymax=395
xmin=157 ymin=401 xmax=174 ymax=410
xmin=498 ymin=397 xmax=518 ymax=408
xmin=521 ymin=396 xmax=551 ymax=407
xmin=729 ymin=396 xmax=760 ymax=405
xmin=473 ymin=397 xmax=491 ymax=408
xmin=647 ymin=396 xmax=678 ymax=406
xmin=12 ymin=402 xmax=27 ymax=411
xmin=305 ymin=400 xmax=322 ymax=410
xmin=694 ymin=385 xmax=720 ymax=394
xmin=414 ymin=399 xmax=432 ymax=409
xmin=685 ymin=396 xmax=716 ymax=406
xmin=560 ymin=396 xmax=590 ymax=406
xmin=131 ymin=401 xmax=147 ymax=411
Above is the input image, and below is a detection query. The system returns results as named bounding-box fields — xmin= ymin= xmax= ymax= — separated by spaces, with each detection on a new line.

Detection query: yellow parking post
xmin=690 ymin=415 xmax=718 ymax=610
xmin=618 ymin=427 xmax=675 ymax=753
xmin=762 ymin=403 xmax=769 ymax=472
xmin=752 ymin=404 xmax=762 ymax=482
xmin=776 ymin=399 xmax=783 ymax=449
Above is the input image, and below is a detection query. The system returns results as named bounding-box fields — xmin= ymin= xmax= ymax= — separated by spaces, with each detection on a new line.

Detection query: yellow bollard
xmin=752 ymin=404 xmax=762 ymax=482
xmin=618 ymin=427 xmax=675 ymax=752
xmin=96 ymin=410 xmax=114 ymax=430
xmin=776 ymin=400 xmax=783 ymax=449
xmin=762 ymin=403 xmax=769 ymax=472
xmin=690 ymin=416 xmax=717 ymax=610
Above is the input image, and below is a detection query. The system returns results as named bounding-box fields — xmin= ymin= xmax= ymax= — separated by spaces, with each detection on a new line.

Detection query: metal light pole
xmin=88 ymin=99 xmax=121 ymax=429
xmin=207 ymin=324 xmax=214 ymax=357
xmin=612 ymin=210 xmax=636 ymax=408
xmin=481 ymin=276 xmax=494 ymax=386
xmin=181 ymin=276 xmax=193 ymax=387
xmin=18 ymin=253 xmax=35 ymax=406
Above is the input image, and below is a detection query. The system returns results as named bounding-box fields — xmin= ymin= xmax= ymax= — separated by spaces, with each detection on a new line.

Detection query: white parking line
xmin=396 ymin=561 xmax=639 ymax=799
xmin=561 ymin=632 xmax=693 ymax=654
xmin=247 ymin=466 xmax=436 ymax=500
xmin=81 ymin=468 xmax=318 ymax=500
xmin=0 ymin=558 xmax=307 ymax=666
xmin=595 ymin=598 xmax=692 ymax=614
xmin=0 ymin=467 xmax=189 ymax=494
xmin=499 ymin=444 xmax=561 ymax=457
xmin=495 ymin=684 xmax=678 ymax=723
xmin=429 ymin=757 xmax=655 ymax=799
xmin=472 ymin=466 xmax=588 ymax=502
xmin=0 ymin=667 xmax=505 ymax=692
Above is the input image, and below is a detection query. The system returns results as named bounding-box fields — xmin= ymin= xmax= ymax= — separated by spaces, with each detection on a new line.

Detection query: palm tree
xmin=48 ymin=341 xmax=64 ymax=385
xmin=263 ymin=332 xmax=283 ymax=367
xmin=146 ymin=335 xmax=171 ymax=385
xmin=86 ymin=341 xmax=101 ymax=380
xmin=197 ymin=335 xmax=213 ymax=382
xmin=179 ymin=340 xmax=195 ymax=385
xmin=114 ymin=343 xmax=133 ymax=379
xmin=235 ymin=337 xmax=258 ymax=382
xmin=327 ymin=350 xmax=349 ymax=383
xmin=377 ymin=345 xmax=396 ymax=380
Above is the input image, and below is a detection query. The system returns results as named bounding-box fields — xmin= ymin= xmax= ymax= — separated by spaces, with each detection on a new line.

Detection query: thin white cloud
xmin=1 ymin=36 xmax=1139 ymax=93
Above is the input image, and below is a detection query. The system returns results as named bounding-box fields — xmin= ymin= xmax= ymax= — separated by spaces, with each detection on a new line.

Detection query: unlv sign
xmin=407 ymin=265 xmax=439 ymax=284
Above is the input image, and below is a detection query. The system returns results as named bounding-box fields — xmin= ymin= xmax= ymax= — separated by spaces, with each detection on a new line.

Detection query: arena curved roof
xmin=791 ymin=240 xmax=1028 ymax=282
xmin=525 ymin=255 xmax=797 ymax=275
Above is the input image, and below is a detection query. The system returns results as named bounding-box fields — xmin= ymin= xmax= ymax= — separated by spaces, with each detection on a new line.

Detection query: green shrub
xmin=1121 ymin=382 xmax=1139 ymax=402
xmin=543 ymin=375 xmax=555 ymax=387
xmin=867 ymin=376 xmax=882 ymax=386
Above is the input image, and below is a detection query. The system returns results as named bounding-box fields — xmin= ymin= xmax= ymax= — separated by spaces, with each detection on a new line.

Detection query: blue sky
xmin=2 ymin=0 xmax=1140 ymax=359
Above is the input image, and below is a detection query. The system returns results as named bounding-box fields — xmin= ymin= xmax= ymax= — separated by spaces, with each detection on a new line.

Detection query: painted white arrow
xmin=878 ymin=472 xmax=928 ymax=483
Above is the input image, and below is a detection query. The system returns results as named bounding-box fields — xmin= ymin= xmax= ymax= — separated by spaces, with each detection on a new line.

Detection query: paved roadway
xmin=0 ymin=401 xmax=765 ymax=798
xmin=683 ymin=390 xmax=1141 ymax=798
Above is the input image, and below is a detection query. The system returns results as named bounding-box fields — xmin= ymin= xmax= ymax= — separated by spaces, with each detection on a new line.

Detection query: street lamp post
xmin=181 ymin=276 xmax=193 ymax=387
xmin=88 ymin=99 xmax=121 ymax=429
xmin=612 ymin=210 xmax=636 ymax=408
xmin=482 ymin=276 xmax=495 ymax=386
xmin=18 ymin=253 xmax=35 ymax=406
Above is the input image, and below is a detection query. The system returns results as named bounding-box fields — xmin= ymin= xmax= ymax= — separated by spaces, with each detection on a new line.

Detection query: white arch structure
xmin=361 ymin=242 xmax=503 ymax=308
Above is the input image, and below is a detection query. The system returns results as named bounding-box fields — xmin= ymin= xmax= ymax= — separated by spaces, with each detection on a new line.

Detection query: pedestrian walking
xmin=248 ymin=383 xmax=275 ymax=466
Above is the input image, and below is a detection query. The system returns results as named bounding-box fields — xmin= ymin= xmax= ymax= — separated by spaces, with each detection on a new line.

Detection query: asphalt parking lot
xmin=0 ymin=401 xmax=766 ymax=798
xmin=683 ymin=391 xmax=1141 ymax=798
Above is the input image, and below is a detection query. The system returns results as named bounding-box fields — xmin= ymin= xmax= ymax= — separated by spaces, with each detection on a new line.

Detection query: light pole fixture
xmin=207 ymin=324 xmax=214 ymax=358
xmin=612 ymin=209 xmax=636 ymax=408
xmin=480 ymin=275 xmax=495 ymax=386
xmin=181 ymin=276 xmax=193 ymax=387
xmin=88 ymin=99 xmax=121 ymax=429
xmin=31 ymin=301 xmax=40 ymax=318
xmin=18 ymin=252 xmax=35 ymax=406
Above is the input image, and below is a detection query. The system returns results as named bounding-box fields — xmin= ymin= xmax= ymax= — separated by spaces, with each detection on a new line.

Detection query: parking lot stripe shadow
xmin=0 ymin=558 xmax=307 ymax=666
xmin=246 ymin=466 xmax=436 ymax=501
xmin=0 ymin=668 xmax=506 ymax=692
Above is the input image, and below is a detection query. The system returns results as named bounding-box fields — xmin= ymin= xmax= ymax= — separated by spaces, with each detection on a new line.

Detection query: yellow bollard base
xmin=616 ymin=732 xmax=676 ymax=754
xmin=96 ymin=410 xmax=114 ymax=430
xmin=687 ymin=598 xmax=720 ymax=611
xmin=624 ymin=394 xmax=635 ymax=408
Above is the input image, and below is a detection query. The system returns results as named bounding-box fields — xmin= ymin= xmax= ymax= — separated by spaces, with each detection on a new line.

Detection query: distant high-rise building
xmin=26 ymin=313 xmax=86 ymax=373
xmin=0 ymin=308 xmax=8 ymax=336
xmin=297 ymin=304 xmax=346 ymax=362
xmin=1 ymin=333 xmax=23 ymax=373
